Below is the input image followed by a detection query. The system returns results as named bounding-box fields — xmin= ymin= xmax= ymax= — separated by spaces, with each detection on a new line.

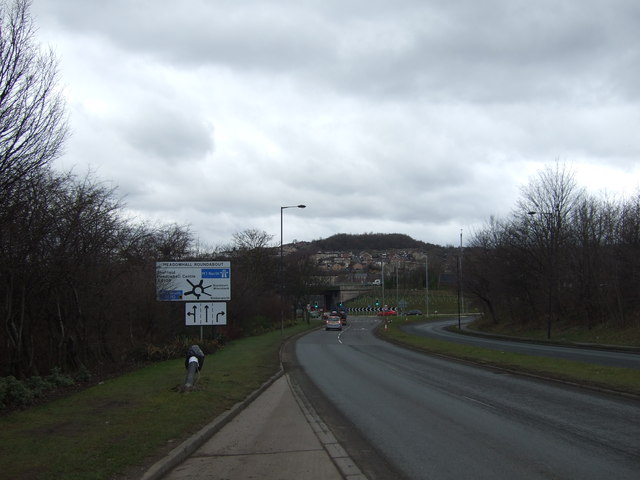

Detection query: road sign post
xmin=156 ymin=261 xmax=231 ymax=301
xmin=185 ymin=302 xmax=227 ymax=340
xmin=156 ymin=262 xmax=231 ymax=341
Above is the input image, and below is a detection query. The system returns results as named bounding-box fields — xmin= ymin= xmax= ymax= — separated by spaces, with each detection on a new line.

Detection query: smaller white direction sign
xmin=185 ymin=302 xmax=227 ymax=326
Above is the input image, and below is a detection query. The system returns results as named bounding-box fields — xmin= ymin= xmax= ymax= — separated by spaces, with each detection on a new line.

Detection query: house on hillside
xmin=351 ymin=262 xmax=365 ymax=272
xmin=359 ymin=251 xmax=373 ymax=263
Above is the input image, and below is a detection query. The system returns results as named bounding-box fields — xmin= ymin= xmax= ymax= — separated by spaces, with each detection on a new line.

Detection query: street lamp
xmin=381 ymin=256 xmax=386 ymax=309
xmin=458 ymin=229 xmax=463 ymax=329
xmin=425 ymin=253 xmax=429 ymax=318
xmin=280 ymin=204 xmax=306 ymax=334
xmin=528 ymin=210 xmax=555 ymax=339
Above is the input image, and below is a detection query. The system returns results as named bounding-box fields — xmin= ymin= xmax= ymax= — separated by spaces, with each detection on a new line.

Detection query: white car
xmin=325 ymin=316 xmax=343 ymax=331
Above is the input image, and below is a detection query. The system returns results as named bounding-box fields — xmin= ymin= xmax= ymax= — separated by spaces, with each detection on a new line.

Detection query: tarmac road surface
xmin=296 ymin=316 xmax=640 ymax=479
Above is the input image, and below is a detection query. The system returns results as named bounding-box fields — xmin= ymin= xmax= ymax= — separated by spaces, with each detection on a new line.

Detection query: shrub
xmin=0 ymin=378 xmax=6 ymax=409
xmin=0 ymin=367 xmax=87 ymax=411
xmin=0 ymin=376 xmax=35 ymax=409
xmin=137 ymin=336 xmax=223 ymax=363
xmin=75 ymin=365 xmax=93 ymax=383
xmin=25 ymin=376 xmax=54 ymax=398
xmin=45 ymin=368 xmax=75 ymax=388
xmin=0 ymin=336 xmax=225 ymax=412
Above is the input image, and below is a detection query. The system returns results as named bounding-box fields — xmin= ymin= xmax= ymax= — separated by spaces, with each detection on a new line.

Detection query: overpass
xmin=319 ymin=283 xmax=374 ymax=310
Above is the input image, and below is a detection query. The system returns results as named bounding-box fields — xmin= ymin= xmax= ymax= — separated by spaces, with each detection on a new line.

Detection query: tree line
xmin=308 ymin=233 xmax=434 ymax=252
xmin=465 ymin=164 xmax=640 ymax=335
xmin=0 ymin=1 xmax=320 ymax=378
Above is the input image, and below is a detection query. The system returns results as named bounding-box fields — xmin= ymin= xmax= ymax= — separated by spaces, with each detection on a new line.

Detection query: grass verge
xmin=469 ymin=316 xmax=640 ymax=346
xmin=378 ymin=317 xmax=640 ymax=398
xmin=0 ymin=322 xmax=318 ymax=480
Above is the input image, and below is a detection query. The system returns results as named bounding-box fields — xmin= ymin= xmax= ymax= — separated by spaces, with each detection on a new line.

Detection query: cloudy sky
xmin=31 ymin=0 xmax=640 ymax=248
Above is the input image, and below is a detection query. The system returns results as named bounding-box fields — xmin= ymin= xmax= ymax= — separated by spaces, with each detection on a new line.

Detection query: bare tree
xmin=0 ymin=0 xmax=68 ymax=202
xmin=232 ymin=228 xmax=273 ymax=251
xmin=468 ymin=162 xmax=640 ymax=335
xmin=516 ymin=163 xmax=584 ymax=336
xmin=614 ymin=192 xmax=640 ymax=326
xmin=0 ymin=3 xmax=208 ymax=375
xmin=564 ymin=195 xmax=617 ymax=329
xmin=230 ymin=228 xmax=275 ymax=288
xmin=285 ymin=250 xmax=325 ymax=324
xmin=227 ymin=229 xmax=278 ymax=334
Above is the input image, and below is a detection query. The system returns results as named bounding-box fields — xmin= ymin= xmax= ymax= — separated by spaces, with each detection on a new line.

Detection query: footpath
xmin=140 ymin=369 xmax=367 ymax=480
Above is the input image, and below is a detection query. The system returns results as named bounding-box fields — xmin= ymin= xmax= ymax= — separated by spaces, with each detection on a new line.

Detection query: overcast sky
xmin=31 ymin=0 xmax=640 ymax=248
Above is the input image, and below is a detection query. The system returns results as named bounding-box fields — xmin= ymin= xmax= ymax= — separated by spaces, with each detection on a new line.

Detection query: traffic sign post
xmin=185 ymin=302 xmax=227 ymax=341
xmin=185 ymin=302 xmax=227 ymax=326
xmin=156 ymin=262 xmax=232 ymax=385
xmin=156 ymin=261 xmax=231 ymax=341
xmin=156 ymin=261 xmax=231 ymax=301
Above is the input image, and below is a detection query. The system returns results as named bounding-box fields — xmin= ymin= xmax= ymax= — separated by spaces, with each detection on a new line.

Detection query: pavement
xmin=140 ymin=371 xmax=367 ymax=480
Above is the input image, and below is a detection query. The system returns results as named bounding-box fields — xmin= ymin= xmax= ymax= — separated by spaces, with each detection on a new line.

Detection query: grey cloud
xmin=119 ymin=105 xmax=213 ymax=161
xmin=33 ymin=0 xmax=640 ymax=247
xmin=37 ymin=0 xmax=640 ymax=105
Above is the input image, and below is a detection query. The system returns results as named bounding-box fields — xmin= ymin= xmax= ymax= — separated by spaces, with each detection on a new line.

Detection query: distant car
xmin=406 ymin=309 xmax=423 ymax=315
xmin=325 ymin=316 xmax=343 ymax=331
xmin=377 ymin=309 xmax=397 ymax=317
xmin=338 ymin=310 xmax=348 ymax=325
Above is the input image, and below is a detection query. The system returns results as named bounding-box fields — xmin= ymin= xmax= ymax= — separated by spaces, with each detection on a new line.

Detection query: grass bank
xmin=0 ymin=322 xmax=318 ymax=480
xmin=470 ymin=316 xmax=640 ymax=346
xmin=377 ymin=317 xmax=640 ymax=398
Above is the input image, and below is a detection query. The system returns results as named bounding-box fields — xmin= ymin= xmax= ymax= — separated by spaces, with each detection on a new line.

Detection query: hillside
xmin=304 ymin=233 xmax=435 ymax=252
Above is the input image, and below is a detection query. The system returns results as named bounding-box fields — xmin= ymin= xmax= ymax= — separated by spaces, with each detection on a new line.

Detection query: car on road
xmin=406 ymin=309 xmax=423 ymax=315
xmin=377 ymin=309 xmax=397 ymax=317
xmin=325 ymin=316 xmax=343 ymax=331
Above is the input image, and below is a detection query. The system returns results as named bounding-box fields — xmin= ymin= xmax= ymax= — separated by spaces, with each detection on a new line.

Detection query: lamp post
xmin=425 ymin=253 xmax=429 ymax=317
xmin=381 ymin=257 xmax=385 ymax=309
xmin=458 ymin=229 xmax=463 ymax=329
xmin=280 ymin=204 xmax=306 ymax=334
xmin=528 ymin=209 xmax=556 ymax=339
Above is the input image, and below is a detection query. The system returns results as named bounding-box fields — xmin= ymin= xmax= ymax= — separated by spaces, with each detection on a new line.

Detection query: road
xmin=294 ymin=316 xmax=640 ymax=480
xmin=402 ymin=316 xmax=640 ymax=369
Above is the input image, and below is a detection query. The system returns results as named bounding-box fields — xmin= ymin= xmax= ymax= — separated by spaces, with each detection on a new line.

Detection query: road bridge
xmin=320 ymin=283 xmax=373 ymax=310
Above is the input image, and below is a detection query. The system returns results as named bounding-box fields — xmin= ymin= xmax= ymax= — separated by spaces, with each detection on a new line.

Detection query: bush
xmin=45 ymin=367 xmax=75 ymax=388
xmin=134 ymin=336 xmax=223 ymax=363
xmin=0 ymin=368 xmax=81 ymax=411
xmin=0 ymin=336 xmax=225 ymax=411
xmin=0 ymin=376 xmax=35 ymax=409
xmin=0 ymin=378 xmax=6 ymax=409
xmin=0 ymin=366 xmax=91 ymax=411
xmin=75 ymin=365 xmax=93 ymax=383
xmin=24 ymin=376 xmax=54 ymax=398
